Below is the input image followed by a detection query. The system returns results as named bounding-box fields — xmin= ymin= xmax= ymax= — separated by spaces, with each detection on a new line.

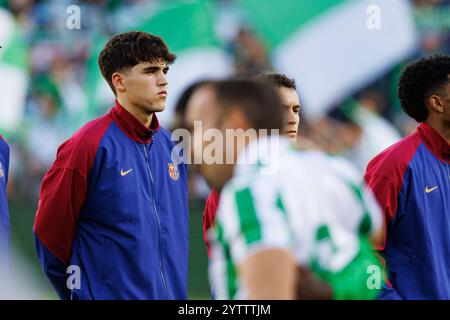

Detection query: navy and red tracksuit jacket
xmin=365 ymin=122 xmax=450 ymax=299
xmin=0 ymin=135 xmax=10 ymax=272
xmin=34 ymin=101 xmax=189 ymax=300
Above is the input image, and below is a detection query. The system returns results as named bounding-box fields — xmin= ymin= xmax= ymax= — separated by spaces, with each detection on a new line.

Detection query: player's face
xmin=278 ymin=87 xmax=300 ymax=142
xmin=441 ymin=77 xmax=450 ymax=124
xmin=119 ymin=60 xmax=169 ymax=114
xmin=185 ymin=86 xmax=235 ymax=190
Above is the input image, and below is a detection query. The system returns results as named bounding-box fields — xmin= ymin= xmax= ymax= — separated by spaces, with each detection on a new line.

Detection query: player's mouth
xmin=285 ymin=130 xmax=297 ymax=137
xmin=158 ymin=91 xmax=167 ymax=97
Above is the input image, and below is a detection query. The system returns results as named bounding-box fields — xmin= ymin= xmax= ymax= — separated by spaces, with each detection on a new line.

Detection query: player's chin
xmin=147 ymin=102 xmax=166 ymax=113
xmin=153 ymin=105 xmax=166 ymax=112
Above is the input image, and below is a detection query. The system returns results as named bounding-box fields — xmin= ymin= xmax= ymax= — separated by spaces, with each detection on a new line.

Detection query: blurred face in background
xmin=113 ymin=59 xmax=169 ymax=120
xmin=278 ymin=86 xmax=300 ymax=142
xmin=185 ymin=85 xmax=241 ymax=191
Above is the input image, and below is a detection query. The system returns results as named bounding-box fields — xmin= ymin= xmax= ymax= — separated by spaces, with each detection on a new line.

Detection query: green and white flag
xmin=136 ymin=0 xmax=231 ymax=126
xmin=239 ymin=0 xmax=418 ymax=119
xmin=0 ymin=8 xmax=28 ymax=133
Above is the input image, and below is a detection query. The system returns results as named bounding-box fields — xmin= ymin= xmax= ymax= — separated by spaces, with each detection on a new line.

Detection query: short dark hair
xmin=255 ymin=73 xmax=296 ymax=90
xmin=98 ymin=31 xmax=176 ymax=95
xmin=209 ymin=79 xmax=284 ymax=132
xmin=398 ymin=55 xmax=450 ymax=122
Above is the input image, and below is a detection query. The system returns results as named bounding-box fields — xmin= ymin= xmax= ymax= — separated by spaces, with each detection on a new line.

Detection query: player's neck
xmin=117 ymin=97 xmax=153 ymax=129
xmin=425 ymin=118 xmax=450 ymax=146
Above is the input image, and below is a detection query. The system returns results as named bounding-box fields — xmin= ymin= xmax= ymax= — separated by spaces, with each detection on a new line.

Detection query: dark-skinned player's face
xmin=429 ymin=75 xmax=450 ymax=126
xmin=440 ymin=76 xmax=450 ymax=125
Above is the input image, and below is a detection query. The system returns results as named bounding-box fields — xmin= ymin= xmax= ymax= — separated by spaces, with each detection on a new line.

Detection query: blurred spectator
xmin=230 ymin=26 xmax=272 ymax=76
xmin=347 ymin=102 xmax=402 ymax=172
xmin=317 ymin=95 xmax=402 ymax=173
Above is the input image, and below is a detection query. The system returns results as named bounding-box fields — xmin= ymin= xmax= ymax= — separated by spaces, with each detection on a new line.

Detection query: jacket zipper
xmin=447 ymin=157 xmax=449 ymax=181
xmin=142 ymin=141 xmax=168 ymax=298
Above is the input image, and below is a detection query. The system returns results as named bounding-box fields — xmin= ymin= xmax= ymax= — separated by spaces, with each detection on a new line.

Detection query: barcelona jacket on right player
xmin=365 ymin=122 xmax=450 ymax=299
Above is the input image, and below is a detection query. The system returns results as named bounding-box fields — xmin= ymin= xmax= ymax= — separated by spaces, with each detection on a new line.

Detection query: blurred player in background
xmin=0 ymin=134 xmax=10 ymax=296
xmin=365 ymin=55 xmax=450 ymax=299
xmin=202 ymin=73 xmax=301 ymax=258
xmin=184 ymin=79 xmax=384 ymax=299
xmin=33 ymin=31 xmax=189 ymax=300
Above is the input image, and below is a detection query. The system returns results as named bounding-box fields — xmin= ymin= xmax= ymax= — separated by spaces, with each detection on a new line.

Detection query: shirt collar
xmin=417 ymin=122 xmax=450 ymax=162
xmin=109 ymin=100 xmax=159 ymax=144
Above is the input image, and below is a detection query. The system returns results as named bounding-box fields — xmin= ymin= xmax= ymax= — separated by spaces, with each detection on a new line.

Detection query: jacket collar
xmin=417 ymin=122 xmax=450 ymax=162
xmin=109 ymin=100 xmax=159 ymax=144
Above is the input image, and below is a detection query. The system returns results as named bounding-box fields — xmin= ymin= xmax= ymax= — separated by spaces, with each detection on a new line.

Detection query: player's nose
xmin=157 ymin=72 xmax=168 ymax=86
xmin=286 ymin=110 xmax=298 ymax=125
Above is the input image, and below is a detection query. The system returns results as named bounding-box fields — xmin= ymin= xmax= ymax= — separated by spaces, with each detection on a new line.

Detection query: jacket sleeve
xmin=364 ymin=173 xmax=403 ymax=300
xmin=33 ymin=155 xmax=88 ymax=299
xmin=363 ymin=174 xmax=398 ymax=249
xmin=33 ymin=117 xmax=110 ymax=299
xmin=34 ymin=233 xmax=71 ymax=300
xmin=0 ymin=136 xmax=10 ymax=285
xmin=2 ymin=137 xmax=9 ymax=185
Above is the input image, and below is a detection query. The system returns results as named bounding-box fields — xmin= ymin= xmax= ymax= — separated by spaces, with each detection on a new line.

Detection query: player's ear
xmin=112 ymin=72 xmax=126 ymax=93
xmin=428 ymin=94 xmax=444 ymax=114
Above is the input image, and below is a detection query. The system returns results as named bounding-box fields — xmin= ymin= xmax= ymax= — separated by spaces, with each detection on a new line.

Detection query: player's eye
xmin=144 ymin=67 xmax=158 ymax=74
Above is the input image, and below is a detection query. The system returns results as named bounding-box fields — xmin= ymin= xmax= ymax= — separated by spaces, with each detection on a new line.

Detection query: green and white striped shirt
xmin=208 ymin=136 xmax=383 ymax=299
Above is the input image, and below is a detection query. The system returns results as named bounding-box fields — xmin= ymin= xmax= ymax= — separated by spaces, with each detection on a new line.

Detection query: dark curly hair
xmin=255 ymin=73 xmax=297 ymax=90
xmin=398 ymin=55 xmax=450 ymax=122
xmin=98 ymin=31 xmax=176 ymax=95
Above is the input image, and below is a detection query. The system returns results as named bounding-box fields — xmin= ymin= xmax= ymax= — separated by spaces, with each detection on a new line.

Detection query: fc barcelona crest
xmin=168 ymin=163 xmax=179 ymax=181
xmin=0 ymin=162 xmax=4 ymax=179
